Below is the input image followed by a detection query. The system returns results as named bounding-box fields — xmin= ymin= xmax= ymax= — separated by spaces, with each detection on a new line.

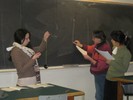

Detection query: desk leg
xmin=68 ymin=96 xmax=74 ymax=100
xmin=117 ymin=82 xmax=123 ymax=100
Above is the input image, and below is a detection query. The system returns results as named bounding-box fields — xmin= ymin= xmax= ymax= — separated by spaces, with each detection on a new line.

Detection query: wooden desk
xmin=0 ymin=84 xmax=84 ymax=100
xmin=112 ymin=76 xmax=133 ymax=100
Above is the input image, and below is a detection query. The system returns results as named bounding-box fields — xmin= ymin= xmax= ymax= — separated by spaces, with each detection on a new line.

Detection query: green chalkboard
xmin=0 ymin=0 xmax=133 ymax=69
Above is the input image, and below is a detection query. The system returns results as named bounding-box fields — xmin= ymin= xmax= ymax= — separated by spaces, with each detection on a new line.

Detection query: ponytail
xmin=110 ymin=30 xmax=131 ymax=52
xmin=124 ymin=36 xmax=131 ymax=52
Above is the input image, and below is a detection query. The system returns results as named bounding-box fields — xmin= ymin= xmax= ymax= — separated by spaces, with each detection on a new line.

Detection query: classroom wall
xmin=0 ymin=65 xmax=95 ymax=100
xmin=0 ymin=63 xmax=133 ymax=100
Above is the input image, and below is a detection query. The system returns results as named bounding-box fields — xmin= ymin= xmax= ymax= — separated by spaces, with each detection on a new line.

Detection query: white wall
xmin=0 ymin=65 xmax=95 ymax=100
xmin=0 ymin=62 xmax=133 ymax=100
xmin=0 ymin=70 xmax=17 ymax=87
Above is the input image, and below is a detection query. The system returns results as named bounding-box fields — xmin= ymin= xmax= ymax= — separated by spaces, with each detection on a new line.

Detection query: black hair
xmin=14 ymin=28 xmax=32 ymax=48
xmin=9 ymin=28 xmax=32 ymax=61
xmin=93 ymin=30 xmax=107 ymax=49
xmin=110 ymin=30 xmax=131 ymax=52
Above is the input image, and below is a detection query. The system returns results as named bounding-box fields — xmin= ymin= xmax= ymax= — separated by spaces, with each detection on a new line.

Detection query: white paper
xmin=124 ymin=72 xmax=133 ymax=76
xmin=76 ymin=46 xmax=87 ymax=55
xmin=0 ymin=86 xmax=26 ymax=92
xmin=0 ymin=87 xmax=16 ymax=92
xmin=95 ymin=48 xmax=115 ymax=60
xmin=27 ymin=83 xmax=53 ymax=89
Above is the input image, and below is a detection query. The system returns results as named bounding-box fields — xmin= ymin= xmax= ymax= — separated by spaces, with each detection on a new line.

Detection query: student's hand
xmin=73 ymin=40 xmax=83 ymax=47
xmin=43 ymin=31 xmax=50 ymax=42
xmin=106 ymin=59 xmax=111 ymax=64
xmin=32 ymin=52 xmax=41 ymax=60
xmin=82 ymin=54 xmax=90 ymax=60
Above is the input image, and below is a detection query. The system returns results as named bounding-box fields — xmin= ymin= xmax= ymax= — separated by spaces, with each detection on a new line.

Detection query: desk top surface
xmin=112 ymin=75 xmax=133 ymax=83
xmin=0 ymin=84 xmax=84 ymax=100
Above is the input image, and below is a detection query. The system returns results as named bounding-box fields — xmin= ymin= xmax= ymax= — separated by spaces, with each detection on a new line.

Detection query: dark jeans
xmin=94 ymin=74 xmax=106 ymax=100
xmin=103 ymin=79 xmax=118 ymax=100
